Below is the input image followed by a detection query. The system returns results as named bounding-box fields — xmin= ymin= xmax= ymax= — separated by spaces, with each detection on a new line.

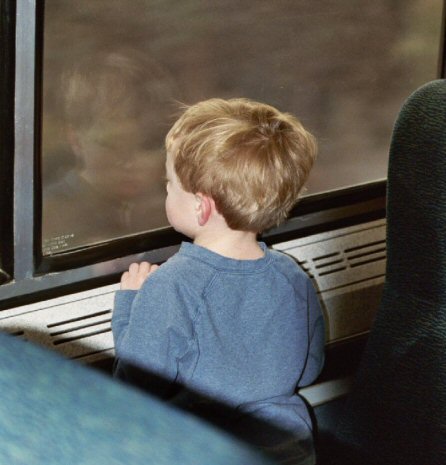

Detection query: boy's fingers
xmin=120 ymin=271 xmax=129 ymax=283
xmin=149 ymin=264 xmax=160 ymax=274
xmin=139 ymin=261 xmax=151 ymax=275
xmin=120 ymin=262 xmax=158 ymax=289
xmin=128 ymin=262 xmax=139 ymax=275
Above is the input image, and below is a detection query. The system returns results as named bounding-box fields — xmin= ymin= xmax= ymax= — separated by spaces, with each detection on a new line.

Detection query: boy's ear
xmin=195 ymin=193 xmax=214 ymax=226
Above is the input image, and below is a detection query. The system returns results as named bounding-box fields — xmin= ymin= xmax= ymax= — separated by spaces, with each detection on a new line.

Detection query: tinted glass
xmin=41 ymin=0 xmax=443 ymax=254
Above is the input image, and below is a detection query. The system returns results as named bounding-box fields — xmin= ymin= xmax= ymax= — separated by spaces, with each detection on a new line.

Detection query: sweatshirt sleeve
xmin=112 ymin=290 xmax=138 ymax=348
xmin=298 ymin=278 xmax=326 ymax=387
xmin=111 ymin=268 xmax=196 ymax=390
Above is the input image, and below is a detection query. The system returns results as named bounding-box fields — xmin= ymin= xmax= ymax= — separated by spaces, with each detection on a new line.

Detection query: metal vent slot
xmin=344 ymin=239 xmax=386 ymax=253
xmin=49 ymin=317 xmax=112 ymax=337
xmin=349 ymin=254 xmax=386 ymax=268
xmin=53 ymin=328 xmax=111 ymax=346
xmin=346 ymin=240 xmax=386 ymax=269
xmin=348 ymin=247 xmax=386 ymax=261
xmin=312 ymin=252 xmax=347 ymax=277
xmin=47 ymin=310 xmax=112 ymax=328
xmin=315 ymin=258 xmax=344 ymax=269
xmin=313 ymin=252 xmax=341 ymax=262
xmin=318 ymin=266 xmax=348 ymax=277
xmin=47 ymin=309 xmax=112 ymax=347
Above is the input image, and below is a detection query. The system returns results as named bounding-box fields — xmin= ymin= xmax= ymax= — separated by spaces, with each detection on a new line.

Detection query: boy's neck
xmin=193 ymin=229 xmax=264 ymax=260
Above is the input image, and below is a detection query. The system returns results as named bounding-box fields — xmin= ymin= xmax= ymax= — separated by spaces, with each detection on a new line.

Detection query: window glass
xmin=41 ymin=0 xmax=443 ymax=254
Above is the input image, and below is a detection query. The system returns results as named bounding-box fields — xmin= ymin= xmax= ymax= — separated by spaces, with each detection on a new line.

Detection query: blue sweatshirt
xmin=113 ymin=242 xmax=325 ymax=461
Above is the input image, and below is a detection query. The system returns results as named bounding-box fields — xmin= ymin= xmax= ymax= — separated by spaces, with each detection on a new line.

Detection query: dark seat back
xmin=332 ymin=80 xmax=446 ymax=465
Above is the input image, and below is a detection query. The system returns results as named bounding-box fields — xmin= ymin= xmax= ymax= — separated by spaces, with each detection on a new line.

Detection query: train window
xmin=41 ymin=0 xmax=443 ymax=255
xmin=0 ymin=0 xmax=14 ymax=285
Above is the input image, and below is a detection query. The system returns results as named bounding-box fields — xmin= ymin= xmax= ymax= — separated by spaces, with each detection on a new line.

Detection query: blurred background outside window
xmin=41 ymin=0 xmax=443 ymax=254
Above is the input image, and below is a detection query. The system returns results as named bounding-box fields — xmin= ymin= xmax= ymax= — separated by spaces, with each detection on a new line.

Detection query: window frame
xmin=0 ymin=0 xmax=15 ymax=286
xmin=0 ymin=0 xmax=444 ymax=310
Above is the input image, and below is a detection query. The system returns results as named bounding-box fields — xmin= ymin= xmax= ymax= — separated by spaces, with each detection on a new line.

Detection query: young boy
xmin=112 ymin=98 xmax=325 ymax=464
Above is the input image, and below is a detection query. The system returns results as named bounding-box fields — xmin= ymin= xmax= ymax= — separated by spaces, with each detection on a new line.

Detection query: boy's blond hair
xmin=166 ymin=98 xmax=317 ymax=232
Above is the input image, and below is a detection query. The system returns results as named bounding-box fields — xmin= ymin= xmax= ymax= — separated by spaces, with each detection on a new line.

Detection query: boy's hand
xmin=120 ymin=262 xmax=159 ymax=290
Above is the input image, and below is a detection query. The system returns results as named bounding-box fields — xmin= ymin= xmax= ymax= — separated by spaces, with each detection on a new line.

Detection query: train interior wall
xmin=0 ymin=218 xmax=386 ymax=452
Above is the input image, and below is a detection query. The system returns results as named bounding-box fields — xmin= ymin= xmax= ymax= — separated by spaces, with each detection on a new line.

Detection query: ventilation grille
xmin=300 ymin=239 xmax=386 ymax=278
xmin=274 ymin=220 xmax=387 ymax=292
xmin=0 ymin=284 xmax=118 ymax=362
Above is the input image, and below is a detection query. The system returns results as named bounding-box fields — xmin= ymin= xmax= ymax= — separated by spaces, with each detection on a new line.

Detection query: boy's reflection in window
xmin=42 ymin=49 xmax=176 ymax=253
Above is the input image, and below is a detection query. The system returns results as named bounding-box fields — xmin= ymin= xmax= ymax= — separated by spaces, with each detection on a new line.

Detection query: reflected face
xmin=74 ymin=119 xmax=165 ymax=201
xmin=165 ymin=148 xmax=199 ymax=238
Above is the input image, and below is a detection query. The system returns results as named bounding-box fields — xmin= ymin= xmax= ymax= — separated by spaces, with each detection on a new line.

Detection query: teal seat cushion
xmin=0 ymin=332 xmax=274 ymax=465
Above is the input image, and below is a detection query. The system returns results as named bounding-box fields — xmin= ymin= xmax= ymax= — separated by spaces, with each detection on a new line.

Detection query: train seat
xmin=0 ymin=331 xmax=276 ymax=465
xmin=323 ymin=79 xmax=446 ymax=464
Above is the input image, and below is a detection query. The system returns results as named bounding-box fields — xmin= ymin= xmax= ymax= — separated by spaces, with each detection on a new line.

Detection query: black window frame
xmin=0 ymin=0 xmax=444 ymax=310
xmin=0 ymin=0 xmax=15 ymax=286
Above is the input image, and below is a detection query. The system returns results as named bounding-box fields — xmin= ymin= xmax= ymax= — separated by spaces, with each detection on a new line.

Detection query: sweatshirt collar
xmin=178 ymin=241 xmax=271 ymax=272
